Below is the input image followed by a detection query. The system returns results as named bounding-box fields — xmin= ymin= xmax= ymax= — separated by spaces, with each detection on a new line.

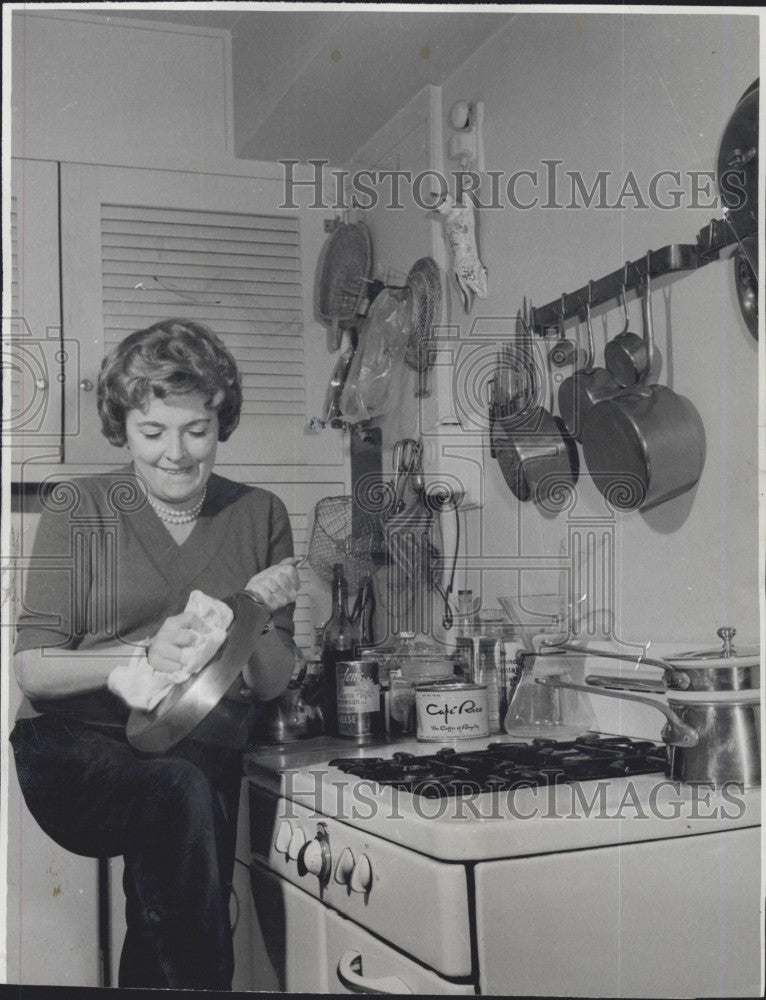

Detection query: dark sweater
xmin=15 ymin=467 xmax=295 ymax=726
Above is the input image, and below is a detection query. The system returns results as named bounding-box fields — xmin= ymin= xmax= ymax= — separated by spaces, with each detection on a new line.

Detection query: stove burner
xmin=328 ymin=736 xmax=666 ymax=799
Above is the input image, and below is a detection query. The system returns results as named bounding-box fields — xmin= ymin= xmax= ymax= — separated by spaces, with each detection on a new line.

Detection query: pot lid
xmin=664 ymin=627 xmax=759 ymax=669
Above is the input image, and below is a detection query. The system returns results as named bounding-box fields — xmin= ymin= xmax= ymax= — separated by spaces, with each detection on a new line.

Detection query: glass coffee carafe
xmin=498 ymin=593 xmax=596 ymax=739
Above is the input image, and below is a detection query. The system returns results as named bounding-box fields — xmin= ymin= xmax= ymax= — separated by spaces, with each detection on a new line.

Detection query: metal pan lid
xmin=664 ymin=627 xmax=759 ymax=669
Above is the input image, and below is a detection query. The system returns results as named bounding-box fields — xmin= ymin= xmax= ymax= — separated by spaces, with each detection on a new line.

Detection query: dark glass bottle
xmin=322 ymin=563 xmax=360 ymax=736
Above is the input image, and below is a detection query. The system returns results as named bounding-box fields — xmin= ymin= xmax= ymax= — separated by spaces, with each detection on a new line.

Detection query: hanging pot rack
xmin=528 ymin=214 xmax=754 ymax=336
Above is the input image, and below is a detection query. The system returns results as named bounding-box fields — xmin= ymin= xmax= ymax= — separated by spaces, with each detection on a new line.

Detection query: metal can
xmin=415 ymin=679 xmax=489 ymax=742
xmin=336 ymin=660 xmax=381 ymax=741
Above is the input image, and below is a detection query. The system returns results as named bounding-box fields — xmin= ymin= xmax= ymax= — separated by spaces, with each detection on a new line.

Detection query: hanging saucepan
xmin=491 ymin=310 xmax=578 ymax=505
xmin=580 ymin=255 xmax=706 ymax=511
xmin=547 ymin=294 xmax=578 ymax=368
xmin=604 ymin=264 xmax=651 ymax=386
xmin=558 ymin=283 xmax=621 ymax=442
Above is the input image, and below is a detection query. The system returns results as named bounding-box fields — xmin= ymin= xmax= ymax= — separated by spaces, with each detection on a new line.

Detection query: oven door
xmin=325 ymin=908 xmax=476 ymax=995
xmin=250 ymin=863 xmax=476 ymax=994
xmin=474 ymin=825 xmax=761 ymax=997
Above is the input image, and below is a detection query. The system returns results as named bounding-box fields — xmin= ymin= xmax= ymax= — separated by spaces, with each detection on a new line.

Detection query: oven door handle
xmin=337 ymin=951 xmax=413 ymax=994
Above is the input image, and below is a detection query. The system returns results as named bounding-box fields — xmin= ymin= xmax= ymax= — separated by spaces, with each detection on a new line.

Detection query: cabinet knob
xmin=34 ymin=378 xmax=48 ymax=391
xmin=287 ymin=825 xmax=306 ymax=861
xmin=334 ymin=846 xmax=355 ymax=884
xmin=303 ymin=823 xmax=332 ymax=886
xmin=275 ymin=820 xmax=293 ymax=855
xmin=80 ymin=379 xmax=94 ymax=392
xmin=349 ymin=853 xmax=373 ymax=893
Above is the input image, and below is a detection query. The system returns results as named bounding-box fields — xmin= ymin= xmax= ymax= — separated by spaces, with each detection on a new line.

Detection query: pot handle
xmin=539 ymin=639 xmax=691 ymax=689
xmin=535 ymin=676 xmax=699 ymax=748
xmin=586 ymin=674 xmax=665 ymax=694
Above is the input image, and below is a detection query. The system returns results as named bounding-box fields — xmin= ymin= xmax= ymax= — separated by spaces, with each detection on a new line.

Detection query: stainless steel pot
xmin=538 ymin=675 xmax=760 ymax=787
xmin=544 ymin=626 xmax=759 ymax=692
xmin=538 ymin=626 xmax=761 ymax=786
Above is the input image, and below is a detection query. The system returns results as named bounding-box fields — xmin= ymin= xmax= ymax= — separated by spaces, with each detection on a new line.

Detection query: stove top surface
xmin=328 ymin=734 xmax=667 ymax=798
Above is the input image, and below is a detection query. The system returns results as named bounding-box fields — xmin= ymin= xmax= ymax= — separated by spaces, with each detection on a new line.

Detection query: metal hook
xmin=642 ymin=252 xmax=655 ymax=374
xmin=584 ymin=281 xmax=595 ymax=370
xmin=620 ymin=264 xmax=630 ymax=336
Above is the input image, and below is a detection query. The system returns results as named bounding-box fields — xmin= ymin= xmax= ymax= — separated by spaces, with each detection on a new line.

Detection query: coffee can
xmin=336 ymin=660 xmax=381 ymax=741
xmin=415 ymin=678 xmax=489 ymax=742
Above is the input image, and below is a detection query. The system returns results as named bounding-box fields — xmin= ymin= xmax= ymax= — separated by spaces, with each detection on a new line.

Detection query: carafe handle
xmin=535 ymin=676 xmax=699 ymax=748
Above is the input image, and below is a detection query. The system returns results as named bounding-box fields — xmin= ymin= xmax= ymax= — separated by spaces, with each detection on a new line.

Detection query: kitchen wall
xmin=354 ymin=11 xmax=760 ymax=736
xmin=365 ymin=11 xmax=759 ymax=652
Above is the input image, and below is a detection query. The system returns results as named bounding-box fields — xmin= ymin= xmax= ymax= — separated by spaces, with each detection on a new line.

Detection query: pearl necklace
xmin=148 ymin=486 xmax=207 ymax=524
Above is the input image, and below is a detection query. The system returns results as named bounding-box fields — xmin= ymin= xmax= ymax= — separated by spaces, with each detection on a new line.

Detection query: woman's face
xmin=124 ymin=391 xmax=220 ymax=507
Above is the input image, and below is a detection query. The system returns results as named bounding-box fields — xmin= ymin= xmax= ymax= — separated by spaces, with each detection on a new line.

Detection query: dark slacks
xmin=10 ymin=714 xmax=242 ymax=990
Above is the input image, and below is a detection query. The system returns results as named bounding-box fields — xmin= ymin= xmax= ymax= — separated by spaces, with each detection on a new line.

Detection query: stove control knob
xmin=349 ymin=853 xmax=373 ymax=893
xmin=334 ymin=847 xmax=355 ymax=884
xmin=303 ymin=823 xmax=332 ymax=886
xmin=275 ymin=821 xmax=293 ymax=855
xmin=287 ymin=826 xmax=306 ymax=861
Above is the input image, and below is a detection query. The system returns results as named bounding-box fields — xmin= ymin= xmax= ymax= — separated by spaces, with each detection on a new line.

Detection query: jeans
xmin=10 ymin=714 xmax=242 ymax=990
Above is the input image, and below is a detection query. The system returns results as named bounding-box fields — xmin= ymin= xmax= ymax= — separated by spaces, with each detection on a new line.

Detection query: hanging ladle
xmin=604 ymin=263 xmax=651 ymax=387
xmin=557 ymin=282 xmax=621 ymax=442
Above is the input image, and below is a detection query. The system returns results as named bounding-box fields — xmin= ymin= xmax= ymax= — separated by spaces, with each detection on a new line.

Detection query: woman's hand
xmin=245 ymin=557 xmax=301 ymax=612
xmin=146 ymin=611 xmax=201 ymax=674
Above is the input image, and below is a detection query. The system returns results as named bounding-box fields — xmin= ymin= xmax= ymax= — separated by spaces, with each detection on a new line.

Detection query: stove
xmin=244 ymin=734 xmax=761 ymax=996
xmin=328 ymin=735 xmax=667 ymax=797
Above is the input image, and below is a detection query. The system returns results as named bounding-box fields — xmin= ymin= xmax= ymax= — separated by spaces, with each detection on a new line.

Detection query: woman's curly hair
xmin=97 ymin=320 xmax=242 ymax=446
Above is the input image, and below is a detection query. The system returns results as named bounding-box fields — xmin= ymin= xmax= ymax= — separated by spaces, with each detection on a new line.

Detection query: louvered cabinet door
xmin=60 ymin=163 xmax=341 ymax=468
xmin=7 ymin=159 xmax=64 ymax=467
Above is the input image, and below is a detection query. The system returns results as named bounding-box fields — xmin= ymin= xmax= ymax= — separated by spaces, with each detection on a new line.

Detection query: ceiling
xmin=102 ymin=7 xmax=512 ymax=164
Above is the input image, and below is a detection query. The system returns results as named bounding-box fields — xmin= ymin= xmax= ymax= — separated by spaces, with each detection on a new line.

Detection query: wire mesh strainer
xmin=405 ymin=257 xmax=442 ymax=397
xmin=307 ymin=496 xmax=383 ymax=592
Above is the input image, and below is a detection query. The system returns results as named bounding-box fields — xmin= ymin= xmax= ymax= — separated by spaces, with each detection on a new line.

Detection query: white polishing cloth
xmin=108 ymin=590 xmax=234 ymax=712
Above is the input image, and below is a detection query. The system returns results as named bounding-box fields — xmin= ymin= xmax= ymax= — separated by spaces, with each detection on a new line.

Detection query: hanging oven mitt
xmin=108 ymin=590 xmax=234 ymax=712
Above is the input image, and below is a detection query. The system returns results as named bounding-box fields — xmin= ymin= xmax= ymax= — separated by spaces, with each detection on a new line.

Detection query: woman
xmin=11 ymin=319 xmax=299 ymax=990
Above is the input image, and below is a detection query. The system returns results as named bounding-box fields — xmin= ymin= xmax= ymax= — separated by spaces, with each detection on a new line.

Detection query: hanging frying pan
xmin=717 ymin=79 xmax=758 ymax=227
xmin=317 ymin=221 xmax=373 ymax=350
xmin=717 ymin=80 xmax=759 ymax=340
xmin=734 ymin=234 xmax=758 ymax=339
